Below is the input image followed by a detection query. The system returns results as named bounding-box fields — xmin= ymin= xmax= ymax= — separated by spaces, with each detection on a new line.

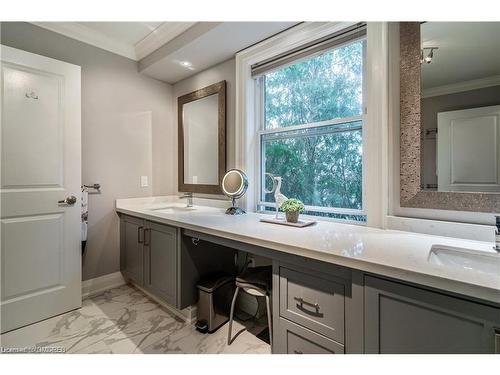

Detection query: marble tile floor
xmin=0 ymin=284 xmax=271 ymax=354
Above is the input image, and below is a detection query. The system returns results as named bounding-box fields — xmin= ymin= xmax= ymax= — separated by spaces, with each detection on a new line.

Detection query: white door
xmin=437 ymin=105 xmax=500 ymax=192
xmin=1 ymin=45 xmax=81 ymax=333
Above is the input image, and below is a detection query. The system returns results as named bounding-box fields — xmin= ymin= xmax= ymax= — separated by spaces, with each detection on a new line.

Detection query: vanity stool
xmin=227 ymin=265 xmax=272 ymax=346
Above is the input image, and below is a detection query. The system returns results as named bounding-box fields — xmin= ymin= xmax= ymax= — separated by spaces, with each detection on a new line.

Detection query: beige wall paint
xmin=1 ymin=22 xmax=175 ymax=280
xmin=173 ymin=58 xmax=236 ymax=198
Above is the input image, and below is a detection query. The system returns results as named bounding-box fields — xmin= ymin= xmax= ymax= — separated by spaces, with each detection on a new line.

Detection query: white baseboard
xmin=82 ymin=271 xmax=126 ymax=299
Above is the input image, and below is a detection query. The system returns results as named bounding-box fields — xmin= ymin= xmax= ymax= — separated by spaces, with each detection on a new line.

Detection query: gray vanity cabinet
xmin=364 ymin=276 xmax=500 ymax=354
xmin=273 ymin=261 xmax=352 ymax=354
xmin=120 ymin=215 xmax=179 ymax=307
xmin=120 ymin=215 xmax=145 ymax=286
xmin=120 ymin=218 xmax=239 ymax=312
xmin=143 ymin=221 xmax=178 ymax=307
xmin=119 ymin=214 xmax=500 ymax=354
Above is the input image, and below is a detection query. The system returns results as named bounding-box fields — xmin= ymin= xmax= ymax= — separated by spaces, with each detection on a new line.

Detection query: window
xmin=255 ymin=34 xmax=366 ymax=222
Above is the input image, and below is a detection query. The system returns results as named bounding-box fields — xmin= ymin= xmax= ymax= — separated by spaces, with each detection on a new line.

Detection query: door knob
xmin=58 ymin=195 xmax=77 ymax=205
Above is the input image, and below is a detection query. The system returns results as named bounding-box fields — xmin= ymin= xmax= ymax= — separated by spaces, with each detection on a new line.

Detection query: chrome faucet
xmin=180 ymin=192 xmax=194 ymax=208
xmin=495 ymin=216 xmax=500 ymax=252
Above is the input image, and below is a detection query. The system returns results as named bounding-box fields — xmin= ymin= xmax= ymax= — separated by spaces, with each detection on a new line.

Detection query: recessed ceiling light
xmin=180 ymin=61 xmax=192 ymax=67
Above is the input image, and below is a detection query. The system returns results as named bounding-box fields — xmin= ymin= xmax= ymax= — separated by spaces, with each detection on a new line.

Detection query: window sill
xmin=256 ymin=206 xmax=366 ymax=225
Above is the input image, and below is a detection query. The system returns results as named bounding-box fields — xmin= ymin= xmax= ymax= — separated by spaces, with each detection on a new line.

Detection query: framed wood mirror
xmin=399 ymin=22 xmax=500 ymax=212
xmin=178 ymin=80 xmax=226 ymax=194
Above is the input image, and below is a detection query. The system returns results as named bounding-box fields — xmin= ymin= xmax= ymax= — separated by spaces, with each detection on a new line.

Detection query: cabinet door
xmin=120 ymin=215 xmax=144 ymax=286
xmin=144 ymin=221 xmax=178 ymax=307
xmin=364 ymin=276 xmax=500 ymax=354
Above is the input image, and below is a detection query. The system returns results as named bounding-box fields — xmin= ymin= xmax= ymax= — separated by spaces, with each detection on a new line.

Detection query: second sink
xmin=428 ymin=245 xmax=500 ymax=276
xmin=148 ymin=205 xmax=196 ymax=213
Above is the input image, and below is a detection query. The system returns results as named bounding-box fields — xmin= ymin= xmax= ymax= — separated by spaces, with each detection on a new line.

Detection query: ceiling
xmin=139 ymin=22 xmax=298 ymax=83
xmin=78 ymin=22 xmax=162 ymax=45
xmin=32 ymin=22 xmax=197 ymax=61
xmin=421 ymin=22 xmax=500 ymax=91
xmin=32 ymin=21 xmax=298 ymax=84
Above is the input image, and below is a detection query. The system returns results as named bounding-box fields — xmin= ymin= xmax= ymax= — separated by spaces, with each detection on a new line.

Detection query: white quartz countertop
xmin=116 ymin=196 xmax=500 ymax=305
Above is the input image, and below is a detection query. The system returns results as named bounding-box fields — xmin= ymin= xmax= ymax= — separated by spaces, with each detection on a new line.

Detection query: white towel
xmin=81 ymin=186 xmax=88 ymax=243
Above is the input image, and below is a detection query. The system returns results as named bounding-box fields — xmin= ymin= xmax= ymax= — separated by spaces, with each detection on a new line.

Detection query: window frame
xmin=254 ymin=37 xmax=368 ymax=220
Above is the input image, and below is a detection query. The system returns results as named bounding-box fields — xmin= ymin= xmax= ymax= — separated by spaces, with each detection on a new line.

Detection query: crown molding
xmin=422 ymin=74 xmax=500 ymax=98
xmin=31 ymin=22 xmax=198 ymax=61
xmin=31 ymin=22 xmax=137 ymax=60
xmin=134 ymin=22 xmax=196 ymax=60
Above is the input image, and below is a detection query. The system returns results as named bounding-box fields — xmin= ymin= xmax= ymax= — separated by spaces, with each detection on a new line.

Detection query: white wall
xmin=1 ymin=22 xmax=176 ymax=280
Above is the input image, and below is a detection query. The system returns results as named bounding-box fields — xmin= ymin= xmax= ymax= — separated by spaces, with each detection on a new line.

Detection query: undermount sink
xmin=148 ymin=205 xmax=196 ymax=213
xmin=428 ymin=245 xmax=500 ymax=276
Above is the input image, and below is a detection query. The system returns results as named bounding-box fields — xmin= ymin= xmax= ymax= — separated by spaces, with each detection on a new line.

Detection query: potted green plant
xmin=280 ymin=198 xmax=305 ymax=223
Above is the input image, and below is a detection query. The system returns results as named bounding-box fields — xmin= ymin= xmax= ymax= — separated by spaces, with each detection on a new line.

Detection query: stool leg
xmin=227 ymin=286 xmax=240 ymax=345
xmin=265 ymin=294 xmax=272 ymax=347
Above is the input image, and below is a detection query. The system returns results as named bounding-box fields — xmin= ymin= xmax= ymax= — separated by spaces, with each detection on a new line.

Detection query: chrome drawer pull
xmin=495 ymin=331 xmax=500 ymax=354
xmin=294 ymin=297 xmax=320 ymax=313
xmin=137 ymin=226 xmax=144 ymax=243
xmin=144 ymin=228 xmax=151 ymax=246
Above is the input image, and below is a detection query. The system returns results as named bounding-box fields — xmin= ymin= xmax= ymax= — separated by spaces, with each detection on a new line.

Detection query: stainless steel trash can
xmin=195 ymin=274 xmax=235 ymax=333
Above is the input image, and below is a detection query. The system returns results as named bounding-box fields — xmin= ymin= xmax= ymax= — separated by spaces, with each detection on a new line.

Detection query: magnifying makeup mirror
xmin=222 ymin=169 xmax=248 ymax=215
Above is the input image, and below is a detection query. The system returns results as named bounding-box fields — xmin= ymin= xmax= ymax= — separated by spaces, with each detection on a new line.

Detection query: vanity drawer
xmin=279 ymin=266 xmax=345 ymax=344
xmin=278 ymin=318 xmax=344 ymax=354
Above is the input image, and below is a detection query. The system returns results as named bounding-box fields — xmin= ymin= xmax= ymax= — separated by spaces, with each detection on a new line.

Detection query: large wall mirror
xmin=400 ymin=22 xmax=500 ymax=212
xmin=178 ymin=81 xmax=226 ymax=194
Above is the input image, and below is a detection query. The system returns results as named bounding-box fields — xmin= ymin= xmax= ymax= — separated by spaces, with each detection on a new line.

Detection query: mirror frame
xmin=399 ymin=22 xmax=500 ymax=212
xmin=178 ymin=80 xmax=226 ymax=194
